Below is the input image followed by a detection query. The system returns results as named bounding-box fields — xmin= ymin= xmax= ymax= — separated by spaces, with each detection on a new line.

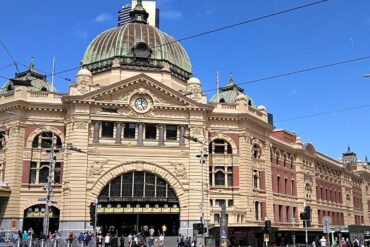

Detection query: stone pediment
xmin=69 ymin=74 xmax=205 ymax=110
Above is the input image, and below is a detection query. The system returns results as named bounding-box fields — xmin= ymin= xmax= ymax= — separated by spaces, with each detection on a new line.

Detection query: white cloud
xmin=74 ymin=30 xmax=88 ymax=39
xmin=95 ymin=13 xmax=113 ymax=23
xmin=161 ymin=10 xmax=183 ymax=19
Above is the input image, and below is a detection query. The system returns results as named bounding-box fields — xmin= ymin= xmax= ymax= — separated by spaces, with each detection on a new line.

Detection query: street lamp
xmin=183 ymin=128 xmax=234 ymax=247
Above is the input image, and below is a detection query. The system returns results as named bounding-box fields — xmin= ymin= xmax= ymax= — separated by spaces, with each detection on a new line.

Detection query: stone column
xmin=179 ymin=125 xmax=185 ymax=146
xmin=115 ymin=122 xmax=122 ymax=144
xmin=93 ymin=121 xmax=100 ymax=143
xmin=158 ymin=124 xmax=165 ymax=146
xmin=137 ymin=123 xmax=144 ymax=146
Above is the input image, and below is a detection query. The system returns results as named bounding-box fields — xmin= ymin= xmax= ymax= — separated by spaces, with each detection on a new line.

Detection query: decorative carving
xmin=8 ymin=124 xmax=19 ymax=136
xmin=171 ymin=162 xmax=187 ymax=179
xmin=112 ymin=58 xmax=121 ymax=68
xmin=76 ymin=74 xmax=93 ymax=92
xmin=186 ymin=83 xmax=202 ymax=102
xmin=127 ymin=110 xmax=154 ymax=119
xmin=305 ymin=181 xmax=313 ymax=200
xmin=89 ymin=161 xmax=107 ymax=176
xmin=73 ymin=121 xmax=88 ymax=130
xmin=190 ymin=127 xmax=203 ymax=136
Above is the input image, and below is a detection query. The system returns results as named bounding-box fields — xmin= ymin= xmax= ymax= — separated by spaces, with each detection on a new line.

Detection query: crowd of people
xmin=311 ymin=235 xmax=366 ymax=247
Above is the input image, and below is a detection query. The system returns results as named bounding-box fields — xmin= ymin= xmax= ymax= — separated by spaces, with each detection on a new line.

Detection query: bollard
xmin=67 ymin=240 xmax=71 ymax=247
xmin=53 ymin=240 xmax=58 ymax=247
xmin=80 ymin=242 xmax=84 ymax=247
xmin=29 ymin=238 xmax=32 ymax=247
xmin=41 ymin=239 xmax=45 ymax=247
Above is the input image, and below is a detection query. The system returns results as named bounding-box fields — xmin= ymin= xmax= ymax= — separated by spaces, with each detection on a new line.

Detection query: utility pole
xmin=43 ymin=133 xmax=57 ymax=236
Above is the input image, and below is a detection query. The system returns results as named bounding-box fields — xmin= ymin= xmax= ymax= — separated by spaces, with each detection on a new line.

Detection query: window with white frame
xmin=252 ymin=144 xmax=261 ymax=159
xmin=209 ymin=139 xmax=234 ymax=187
xmin=32 ymin=132 xmax=62 ymax=148
xmin=255 ymin=201 xmax=261 ymax=221
xmin=29 ymin=161 xmax=61 ymax=184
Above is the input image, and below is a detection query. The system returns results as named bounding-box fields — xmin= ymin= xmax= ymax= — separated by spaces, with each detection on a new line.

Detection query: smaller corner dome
xmin=77 ymin=68 xmax=92 ymax=77
xmin=210 ymin=75 xmax=255 ymax=107
xmin=1 ymin=63 xmax=56 ymax=93
xmin=257 ymin=105 xmax=267 ymax=111
xmin=187 ymin=77 xmax=201 ymax=85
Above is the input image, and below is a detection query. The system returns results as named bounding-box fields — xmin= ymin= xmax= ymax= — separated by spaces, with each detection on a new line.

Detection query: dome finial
xmin=29 ymin=57 xmax=35 ymax=69
xmin=229 ymin=73 xmax=234 ymax=83
xmin=130 ymin=0 xmax=149 ymax=24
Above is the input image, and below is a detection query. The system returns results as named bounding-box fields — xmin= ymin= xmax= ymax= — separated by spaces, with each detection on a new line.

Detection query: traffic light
xmin=300 ymin=205 xmax=311 ymax=227
xmin=263 ymin=219 xmax=271 ymax=233
xmin=89 ymin=202 xmax=96 ymax=226
xmin=304 ymin=206 xmax=311 ymax=220
xmin=198 ymin=223 xmax=204 ymax=234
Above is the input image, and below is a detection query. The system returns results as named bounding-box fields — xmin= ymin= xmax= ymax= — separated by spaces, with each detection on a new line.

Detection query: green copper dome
xmin=81 ymin=23 xmax=192 ymax=80
xmin=210 ymin=75 xmax=255 ymax=107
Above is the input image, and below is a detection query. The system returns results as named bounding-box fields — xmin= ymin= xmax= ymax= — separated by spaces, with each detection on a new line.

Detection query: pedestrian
xmin=97 ymin=233 xmax=103 ymax=247
xmin=320 ymin=236 xmax=326 ymax=247
xmin=177 ymin=234 xmax=182 ymax=247
xmin=128 ymin=234 xmax=133 ymax=247
xmin=159 ymin=234 xmax=164 ymax=247
xmin=161 ymin=224 xmax=167 ymax=237
xmin=149 ymin=227 xmax=155 ymax=237
xmin=105 ymin=233 xmax=111 ymax=247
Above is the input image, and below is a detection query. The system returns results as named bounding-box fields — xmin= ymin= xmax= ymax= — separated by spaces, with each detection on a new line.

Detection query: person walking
xmin=105 ymin=233 xmax=111 ymax=247
xmin=320 ymin=236 xmax=327 ymax=247
xmin=161 ymin=225 xmax=167 ymax=237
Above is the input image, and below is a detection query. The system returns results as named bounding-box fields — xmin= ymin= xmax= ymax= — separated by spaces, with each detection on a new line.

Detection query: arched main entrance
xmin=23 ymin=204 xmax=60 ymax=236
xmin=97 ymin=171 xmax=180 ymax=236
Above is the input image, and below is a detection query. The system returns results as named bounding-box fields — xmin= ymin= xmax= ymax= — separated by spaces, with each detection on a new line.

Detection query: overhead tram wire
xmin=18 ymin=63 xmax=72 ymax=82
xmin=0 ymin=64 xmax=14 ymax=72
xmin=275 ymin=104 xmax=370 ymax=123
xmin=0 ymin=38 xmax=19 ymax=72
xmin=203 ymin=54 xmax=370 ymax=92
xmin=46 ymin=0 xmax=329 ymax=77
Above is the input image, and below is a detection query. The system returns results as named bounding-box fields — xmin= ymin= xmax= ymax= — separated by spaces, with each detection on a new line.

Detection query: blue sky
xmin=0 ymin=0 xmax=369 ymax=161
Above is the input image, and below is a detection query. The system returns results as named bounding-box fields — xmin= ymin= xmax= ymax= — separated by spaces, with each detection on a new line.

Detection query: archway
xmin=23 ymin=204 xmax=60 ymax=237
xmin=96 ymin=171 xmax=180 ymax=236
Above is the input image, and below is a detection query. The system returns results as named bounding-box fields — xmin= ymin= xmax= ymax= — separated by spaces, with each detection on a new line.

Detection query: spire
xmin=130 ymin=0 xmax=149 ymax=24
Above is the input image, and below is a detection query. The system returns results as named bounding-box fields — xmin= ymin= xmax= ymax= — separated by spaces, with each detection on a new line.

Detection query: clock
xmin=134 ymin=98 xmax=148 ymax=111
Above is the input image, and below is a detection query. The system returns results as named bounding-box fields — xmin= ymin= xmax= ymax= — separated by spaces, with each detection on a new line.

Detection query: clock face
xmin=134 ymin=98 xmax=148 ymax=111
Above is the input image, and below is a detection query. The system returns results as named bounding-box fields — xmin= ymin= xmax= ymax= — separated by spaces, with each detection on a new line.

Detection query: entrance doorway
xmin=98 ymin=213 xmax=179 ymax=236
xmin=97 ymin=171 xmax=180 ymax=236
xmin=23 ymin=204 xmax=60 ymax=237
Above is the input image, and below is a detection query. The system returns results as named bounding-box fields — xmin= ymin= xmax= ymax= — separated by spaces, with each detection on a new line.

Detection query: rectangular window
xmin=286 ymin=206 xmax=289 ymax=222
xmin=228 ymin=200 xmax=234 ymax=207
xmin=39 ymin=162 xmax=49 ymax=184
xmin=102 ymin=108 xmax=118 ymax=113
xmin=145 ymin=124 xmax=157 ymax=139
xmin=291 ymin=180 xmax=295 ymax=195
xmin=255 ymin=201 xmax=260 ymax=221
xmin=284 ymin=178 xmax=288 ymax=194
xmin=293 ymin=207 xmax=297 ymax=221
xmin=209 ymin=166 xmax=213 ymax=186
xmin=279 ymin=205 xmax=283 ymax=222
xmin=166 ymin=125 xmax=177 ymax=140
xmin=30 ymin=162 xmax=37 ymax=184
xmin=277 ymin=176 xmax=281 ymax=193
xmin=214 ymin=214 xmax=220 ymax=223
xmin=253 ymin=170 xmax=259 ymax=189
xmin=215 ymin=199 xmax=226 ymax=207
xmin=124 ymin=123 xmax=136 ymax=139
xmin=227 ymin=167 xmax=233 ymax=187
xmin=101 ymin=122 xmax=114 ymax=138
xmin=54 ymin=162 xmax=61 ymax=184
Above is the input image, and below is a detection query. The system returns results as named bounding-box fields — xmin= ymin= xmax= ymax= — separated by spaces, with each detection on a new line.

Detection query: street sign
xmin=322 ymin=216 xmax=332 ymax=225
xmin=38 ymin=198 xmax=47 ymax=202
xmin=263 ymin=233 xmax=269 ymax=242
xmin=323 ymin=223 xmax=331 ymax=233
xmin=290 ymin=217 xmax=296 ymax=224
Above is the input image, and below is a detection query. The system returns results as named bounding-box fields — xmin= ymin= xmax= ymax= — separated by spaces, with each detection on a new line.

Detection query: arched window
xmin=40 ymin=87 xmax=48 ymax=92
xmin=215 ymin=170 xmax=225 ymax=186
xmin=252 ymin=144 xmax=261 ymax=159
xmin=32 ymin=132 xmax=62 ymax=148
xmin=209 ymin=139 xmax=232 ymax=154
